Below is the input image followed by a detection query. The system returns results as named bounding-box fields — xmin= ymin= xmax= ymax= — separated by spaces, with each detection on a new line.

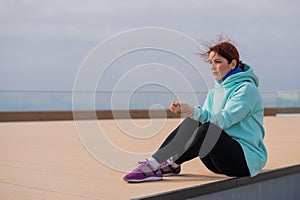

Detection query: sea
xmin=0 ymin=90 xmax=299 ymax=112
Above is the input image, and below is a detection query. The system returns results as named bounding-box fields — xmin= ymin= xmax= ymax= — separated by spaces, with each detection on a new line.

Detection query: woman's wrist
xmin=187 ymin=106 xmax=194 ymax=118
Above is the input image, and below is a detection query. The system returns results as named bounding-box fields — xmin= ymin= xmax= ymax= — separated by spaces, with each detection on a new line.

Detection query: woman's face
xmin=208 ymin=51 xmax=236 ymax=80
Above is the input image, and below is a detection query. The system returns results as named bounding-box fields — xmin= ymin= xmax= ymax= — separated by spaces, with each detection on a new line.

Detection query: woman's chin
xmin=213 ymin=76 xmax=222 ymax=81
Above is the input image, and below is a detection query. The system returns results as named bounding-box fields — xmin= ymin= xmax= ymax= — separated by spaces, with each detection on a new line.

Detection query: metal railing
xmin=0 ymin=90 xmax=299 ymax=122
xmin=1 ymin=90 xmax=299 ymax=112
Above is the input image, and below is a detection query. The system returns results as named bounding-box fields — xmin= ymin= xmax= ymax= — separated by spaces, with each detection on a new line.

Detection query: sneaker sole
xmin=125 ymin=176 xmax=162 ymax=183
xmin=161 ymin=169 xmax=181 ymax=175
xmin=163 ymin=172 xmax=180 ymax=176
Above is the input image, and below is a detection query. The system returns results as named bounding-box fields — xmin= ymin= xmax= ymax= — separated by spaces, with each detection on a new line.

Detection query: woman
xmin=123 ymin=40 xmax=267 ymax=183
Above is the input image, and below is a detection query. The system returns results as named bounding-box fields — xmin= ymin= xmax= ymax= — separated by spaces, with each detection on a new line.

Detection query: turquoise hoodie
xmin=193 ymin=64 xmax=267 ymax=177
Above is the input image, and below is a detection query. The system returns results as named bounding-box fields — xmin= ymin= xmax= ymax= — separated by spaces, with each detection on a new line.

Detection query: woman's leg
xmin=152 ymin=118 xmax=199 ymax=163
xmin=174 ymin=122 xmax=213 ymax=164
xmin=200 ymin=155 xmax=222 ymax=174
xmin=124 ymin=120 xmax=249 ymax=182
xmin=204 ymin=129 xmax=250 ymax=177
xmin=173 ymin=122 xmax=250 ymax=177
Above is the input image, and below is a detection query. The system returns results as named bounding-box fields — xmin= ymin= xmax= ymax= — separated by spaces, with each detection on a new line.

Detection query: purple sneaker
xmin=159 ymin=160 xmax=181 ymax=175
xmin=123 ymin=160 xmax=163 ymax=183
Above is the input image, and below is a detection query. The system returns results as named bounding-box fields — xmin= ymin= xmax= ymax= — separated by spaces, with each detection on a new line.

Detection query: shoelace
xmin=132 ymin=160 xmax=148 ymax=172
xmin=136 ymin=160 xmax=161 ymax=174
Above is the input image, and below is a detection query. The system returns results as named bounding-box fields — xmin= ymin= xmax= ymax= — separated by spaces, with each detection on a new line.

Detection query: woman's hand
xmin=169 ymin=101 xmax=194 ymax=118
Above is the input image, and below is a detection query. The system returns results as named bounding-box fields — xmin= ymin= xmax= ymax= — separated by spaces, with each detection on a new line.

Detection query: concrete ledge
xmin=1 ymin=108 xmax=300 ymax=122
xmin=134 ymin=164 xmax=300 ymax=200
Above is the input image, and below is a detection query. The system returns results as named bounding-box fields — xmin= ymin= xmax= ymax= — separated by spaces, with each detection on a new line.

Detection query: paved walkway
xmin=0 ymin=116 xmax=299 ymax=199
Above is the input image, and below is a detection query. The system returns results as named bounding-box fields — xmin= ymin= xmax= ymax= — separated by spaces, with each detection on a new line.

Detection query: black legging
xmin=152 ymin=118 xmax=250 ymax=177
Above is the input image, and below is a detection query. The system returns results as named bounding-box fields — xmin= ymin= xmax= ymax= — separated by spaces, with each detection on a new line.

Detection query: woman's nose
xmin=210 ymin=63 xmax=216 ymax=69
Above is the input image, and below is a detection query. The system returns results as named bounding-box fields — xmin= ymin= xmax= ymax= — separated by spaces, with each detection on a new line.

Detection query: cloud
xmin=0 ymin=0 xmax=300 ymax=91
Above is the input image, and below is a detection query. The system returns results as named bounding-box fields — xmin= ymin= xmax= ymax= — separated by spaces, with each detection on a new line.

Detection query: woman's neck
xmin=217 ymin=66 xmax=243 ymax=84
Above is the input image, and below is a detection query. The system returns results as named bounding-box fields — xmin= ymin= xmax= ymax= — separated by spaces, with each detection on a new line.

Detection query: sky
xmin=1 ymin=0 xmax=300 ymax=92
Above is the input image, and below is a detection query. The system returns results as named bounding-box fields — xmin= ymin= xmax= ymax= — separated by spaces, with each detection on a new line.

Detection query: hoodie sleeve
xmin=193 ymin=83 xmax=260 ymax=129
xmin=193 ymin=91 xmax=211 ymax=120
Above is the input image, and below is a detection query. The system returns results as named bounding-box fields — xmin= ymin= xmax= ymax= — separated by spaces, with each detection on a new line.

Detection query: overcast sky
xmin=1 ymin=0 xmax=300 ymax=92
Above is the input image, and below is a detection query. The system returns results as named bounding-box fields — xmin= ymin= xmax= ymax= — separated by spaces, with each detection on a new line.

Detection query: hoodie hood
xmin=217 ymin=64 xmax=260 ymax=88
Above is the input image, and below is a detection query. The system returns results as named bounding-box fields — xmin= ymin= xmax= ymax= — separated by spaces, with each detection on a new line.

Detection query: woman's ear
xmin=231 ymin=60 xmax=237 ymax=69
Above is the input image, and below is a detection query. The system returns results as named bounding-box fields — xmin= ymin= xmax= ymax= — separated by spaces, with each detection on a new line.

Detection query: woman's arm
xmin=194 ymin=83 xmax=261 ymax=129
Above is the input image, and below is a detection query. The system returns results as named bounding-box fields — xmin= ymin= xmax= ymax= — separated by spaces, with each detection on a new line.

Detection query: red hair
xmin=201 ymin=38 xmax=244 ymax=69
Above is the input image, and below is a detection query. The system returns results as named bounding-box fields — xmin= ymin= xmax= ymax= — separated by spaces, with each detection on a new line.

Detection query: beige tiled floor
xmin=0 ymin=116 xmax=299 ymax=200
